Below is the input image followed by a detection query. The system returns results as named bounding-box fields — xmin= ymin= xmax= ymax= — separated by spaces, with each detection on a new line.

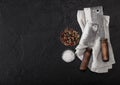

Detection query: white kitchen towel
xmin=75 ymin=10 xmax=115 ymax=73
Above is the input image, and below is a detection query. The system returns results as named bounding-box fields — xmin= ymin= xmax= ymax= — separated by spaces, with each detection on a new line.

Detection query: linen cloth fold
xmin=75 ymin=10 xmax=115 ymax=73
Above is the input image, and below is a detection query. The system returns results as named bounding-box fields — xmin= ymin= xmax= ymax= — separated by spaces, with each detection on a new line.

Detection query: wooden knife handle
xmin=80 ymin=47 xmax=92 ymax=71
xmin=101 ymin=38 xmax=109 ymax=62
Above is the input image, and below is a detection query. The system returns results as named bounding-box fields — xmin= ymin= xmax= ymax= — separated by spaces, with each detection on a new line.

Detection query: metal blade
xmin=98 ymin=15 xmax=105 ymax=39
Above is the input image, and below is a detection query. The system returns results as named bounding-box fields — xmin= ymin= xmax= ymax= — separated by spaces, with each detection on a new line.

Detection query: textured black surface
xmin=0 ymin=0 xmax=120 ymax=85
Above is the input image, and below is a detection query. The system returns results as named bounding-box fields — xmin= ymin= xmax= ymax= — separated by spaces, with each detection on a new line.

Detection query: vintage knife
xmin=80 ymin=7 xmax=101 ymax=71
xmin=98 ymin=13 xmax=109 ymax=62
